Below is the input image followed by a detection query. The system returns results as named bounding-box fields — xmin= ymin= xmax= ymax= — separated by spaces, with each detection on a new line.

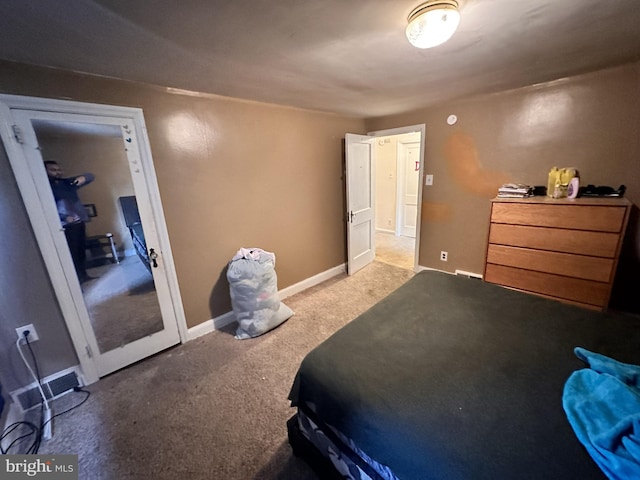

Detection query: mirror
xmin=33 ymin=119 xmax=164 ymax=354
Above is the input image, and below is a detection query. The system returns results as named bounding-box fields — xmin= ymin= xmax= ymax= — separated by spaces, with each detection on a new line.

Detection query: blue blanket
xmin=563 ymin=347 xmax=640 ymax=479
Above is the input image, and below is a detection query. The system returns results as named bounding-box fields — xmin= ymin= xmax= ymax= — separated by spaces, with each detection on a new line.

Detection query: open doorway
xmin=344 ymin=125 xmax=423 ymax=275
xmin=373 ymin=131 xmax=422 ymax=270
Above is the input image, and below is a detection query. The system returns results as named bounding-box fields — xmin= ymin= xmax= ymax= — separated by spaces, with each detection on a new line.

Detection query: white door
xmin=345 ymin=133 xmax=375 ymax=275
xmin=10 ymin=108 xmax=181 ymax=379
xmin=397 ymin=142 xmax=420 ymax=238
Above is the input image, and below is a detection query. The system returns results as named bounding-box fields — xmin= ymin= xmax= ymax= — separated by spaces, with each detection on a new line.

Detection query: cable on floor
xmin=1 ymin=331 xmax=91 ymax=454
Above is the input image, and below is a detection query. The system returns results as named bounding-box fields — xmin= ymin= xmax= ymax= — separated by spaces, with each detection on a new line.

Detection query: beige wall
xmin=2 ymin=57 xmax=638 ymax=392
xmin=0 ymin=60 xmax=365 ymax=331
xmin=0 ymin=143 xmax=78 ymax=391
xmin=38 ymin=132 xmax=135 ymax=254
xmin=366 ymin=62 xmax=640 ymax=312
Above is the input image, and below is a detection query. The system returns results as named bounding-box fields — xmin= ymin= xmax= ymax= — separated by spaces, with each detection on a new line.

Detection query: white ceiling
xmin=1 ymin=0 xmax=639 ymax=118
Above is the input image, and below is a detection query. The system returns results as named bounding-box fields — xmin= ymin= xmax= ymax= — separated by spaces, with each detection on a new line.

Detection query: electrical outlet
xmin=440 ymin=251 xmax=448 ymax=262
xmin=425 ymin=174 xmax=434 ymax=186
xmin=16 ymin=324 xmax=39 ymax=344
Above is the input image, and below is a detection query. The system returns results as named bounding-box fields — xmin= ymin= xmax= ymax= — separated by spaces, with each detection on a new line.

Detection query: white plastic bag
xmin=227 ymin=248 xmax=294 ymax=339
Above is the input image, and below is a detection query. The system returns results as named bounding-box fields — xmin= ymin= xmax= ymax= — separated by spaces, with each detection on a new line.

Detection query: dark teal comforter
xmin=289 ymin=270 xmax=640 ymax=479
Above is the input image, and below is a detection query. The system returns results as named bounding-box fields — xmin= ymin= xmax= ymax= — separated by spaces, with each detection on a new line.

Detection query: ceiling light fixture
xmin=406 ymin=0 xmax=460 ymax=49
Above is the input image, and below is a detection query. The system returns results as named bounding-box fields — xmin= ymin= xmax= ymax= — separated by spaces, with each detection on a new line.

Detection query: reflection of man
xmin=45 ymin=161 xmax=95 ymax=283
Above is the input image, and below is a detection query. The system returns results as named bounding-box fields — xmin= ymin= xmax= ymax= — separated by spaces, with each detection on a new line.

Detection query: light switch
xmin=425 ymin=174 xmax=434 ymax=186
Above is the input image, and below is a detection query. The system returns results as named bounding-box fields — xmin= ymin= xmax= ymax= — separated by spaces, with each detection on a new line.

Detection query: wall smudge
xmin=444 ymin=132 xmax=510 ymax=198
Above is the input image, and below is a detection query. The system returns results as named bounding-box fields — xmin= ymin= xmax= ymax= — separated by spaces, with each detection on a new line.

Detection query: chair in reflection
xmin=86 ymin=232 xmax=119 ymax=266
xmin=83 ymin=203 xmax=119 ymax=268
xmin=119 ymin=196 xmax=152 ymax=273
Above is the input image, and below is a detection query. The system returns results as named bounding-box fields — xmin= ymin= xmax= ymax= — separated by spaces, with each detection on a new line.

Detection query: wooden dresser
xmin=484 ymin=196 xmax=631 ymax=310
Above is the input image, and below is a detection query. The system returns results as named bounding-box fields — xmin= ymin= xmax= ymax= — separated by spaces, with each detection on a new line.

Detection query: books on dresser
xmin=497 ymin=183 xmax=534 ymax=198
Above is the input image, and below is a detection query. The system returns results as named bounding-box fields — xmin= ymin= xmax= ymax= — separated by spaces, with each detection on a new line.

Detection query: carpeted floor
xmin=84 ymin=256 xmax=163 ymax=353
xmin=37 ymin=261 xmax=414 ymax=479
xmin=375 ymin=231 xmax=415 ymax=271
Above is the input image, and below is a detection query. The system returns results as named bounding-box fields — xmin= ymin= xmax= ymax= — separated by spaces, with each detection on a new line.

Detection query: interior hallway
xmin=375 ymin=231 xmax=415 ymax=271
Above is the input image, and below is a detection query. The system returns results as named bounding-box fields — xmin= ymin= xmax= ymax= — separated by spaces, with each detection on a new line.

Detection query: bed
xmin=288 ymin=270 xmax=640 ymax=479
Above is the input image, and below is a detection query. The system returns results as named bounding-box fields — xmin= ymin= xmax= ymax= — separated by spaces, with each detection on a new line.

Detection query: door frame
xmin=0 ymin=94 xmax=188 ymax=384
xmin=368 ymin=124 xmax=425 ymax=271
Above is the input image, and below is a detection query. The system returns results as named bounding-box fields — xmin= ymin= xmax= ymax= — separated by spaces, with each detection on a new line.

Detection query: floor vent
xmin=454 ymin=270 xmax=483 ymax=280
xmin=48 ymin=372 xmax=79 ymax=396
xmin=14 ymin=370 xmax=80 ymax=412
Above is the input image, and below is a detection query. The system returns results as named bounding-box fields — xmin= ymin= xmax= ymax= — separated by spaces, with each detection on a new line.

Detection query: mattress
xmin=292 ymin=406 xmax=395 ymax=480
xmin=288 ymin=270 xmax=640 ymax=479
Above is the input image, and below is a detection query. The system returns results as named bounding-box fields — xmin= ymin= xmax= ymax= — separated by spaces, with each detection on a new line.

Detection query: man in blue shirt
xmin=45 ymin=161 xmax=96 ymax=283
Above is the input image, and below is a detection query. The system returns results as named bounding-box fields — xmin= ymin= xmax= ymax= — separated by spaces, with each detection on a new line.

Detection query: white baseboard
xmin=186 ymin=311 xmax=236 ymax=341
xmin=186 ymin=263 xmax=346 ymax=341
xmin=9 ymin=365 xmax=83 ymax=413
xmin=4 ymin=366 xmax=82 ymax=446
xmin=416 ymin=265 xmax=448 ymax=273
xmin=375 ymin=228 xmax=396 ymax=235
xmin=416 ymin=266 xmax=483 ymax=279
xmin=278 ymin=263 xmax=346 ymax=300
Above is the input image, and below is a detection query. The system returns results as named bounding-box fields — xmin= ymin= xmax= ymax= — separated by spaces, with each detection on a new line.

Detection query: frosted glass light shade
xmin=406 ymin=1 xmax=460 ymax=49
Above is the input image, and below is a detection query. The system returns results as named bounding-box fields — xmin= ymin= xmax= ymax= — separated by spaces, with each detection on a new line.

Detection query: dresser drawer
xmin=488 ymin=224 xmax=619 ymax=258
xmin=486 ymin=244 xmax=614 ymax=282
xmin=490 ymin=203 xmax=626 ymax=233
xmin=484 ymin=264 xmax=609 ymax=307
xmin=486 ymin=197 xmax=631 ymax=310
